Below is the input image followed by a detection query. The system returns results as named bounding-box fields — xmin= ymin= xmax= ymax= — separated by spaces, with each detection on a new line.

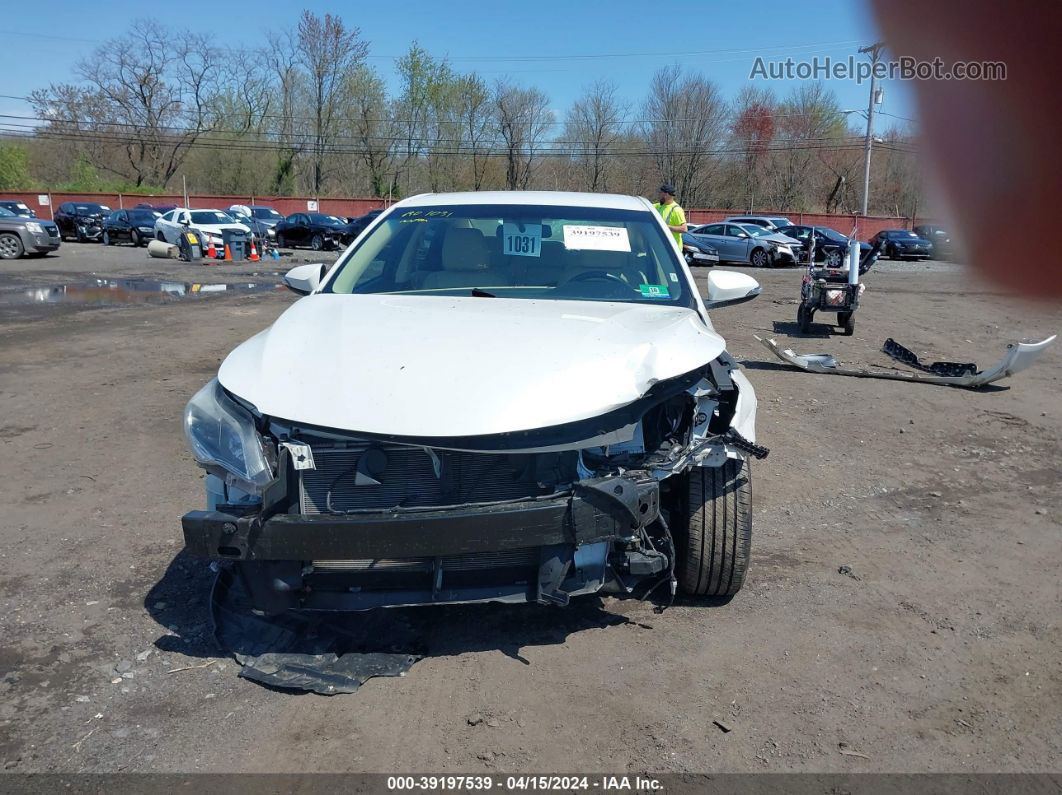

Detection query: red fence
xmin=0 ymin=191 xmax=925 ymax=240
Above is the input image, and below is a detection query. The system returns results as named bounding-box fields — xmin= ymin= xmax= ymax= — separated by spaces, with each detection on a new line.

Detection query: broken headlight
xmin=184 ymin=379 xmax=274 ymax=492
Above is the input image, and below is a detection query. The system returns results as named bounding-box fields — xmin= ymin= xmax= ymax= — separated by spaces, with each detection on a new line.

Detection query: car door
xmin=289 ymin=214 xmax=308 ymax=245
xmin=105 ymin=210 xmax=120 ymax=241
xmin=117 ymin=210 xmax=132 ymax=242
xmin=695 ymin=223 xmax=730 ymax=259
xmin=723 ymin=224 xmax=753 ymax=261
xmin=57 ymin=203 xmax=73 ymax=236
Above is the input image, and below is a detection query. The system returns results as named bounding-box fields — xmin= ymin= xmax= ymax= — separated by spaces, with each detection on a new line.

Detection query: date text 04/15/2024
xmin=386 ymin=775 xmax=663 ymax=791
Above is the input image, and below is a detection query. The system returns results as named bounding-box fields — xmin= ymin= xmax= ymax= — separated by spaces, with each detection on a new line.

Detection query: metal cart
xmin=797 ymin=238 xmax=882 ymax=336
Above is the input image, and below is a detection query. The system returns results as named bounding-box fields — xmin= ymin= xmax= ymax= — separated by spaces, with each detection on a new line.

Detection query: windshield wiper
xmin=470 ymin=288 xmax=496 ymax=297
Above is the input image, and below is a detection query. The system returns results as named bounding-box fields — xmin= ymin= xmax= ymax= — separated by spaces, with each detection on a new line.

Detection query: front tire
xmin=750 ymin=247 xmax=768 ymax=268
xmin=311 ymin=233 xmax=324 ymax=251
xmin=130 ymin=230 xmax=140 ymax=247
xmin=156 ymin=230 xmax=166 ymax=242
xmin=102 ymin=231 xmax=112 ymax=246
xmin=673 ymin=459 xmax=752 ymax=598
xmin=0 ymin=232 xmax=25 ymax=259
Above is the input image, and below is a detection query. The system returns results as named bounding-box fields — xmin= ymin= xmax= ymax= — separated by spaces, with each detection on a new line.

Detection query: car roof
xmin=389 ymin=190 xmax=652 ymax=212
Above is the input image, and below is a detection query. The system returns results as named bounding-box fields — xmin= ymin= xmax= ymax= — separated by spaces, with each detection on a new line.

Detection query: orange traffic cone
xmin=223 ymin=243 xmax=233 ymax=262
xmin=206 ymin=238 xmax=216 ymax=259
xmin=249 ymin=240 xmax=260 ymax=261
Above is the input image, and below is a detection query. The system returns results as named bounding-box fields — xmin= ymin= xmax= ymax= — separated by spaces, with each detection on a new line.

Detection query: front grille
xmin=298 ymin=443 xmax=560 ymax=514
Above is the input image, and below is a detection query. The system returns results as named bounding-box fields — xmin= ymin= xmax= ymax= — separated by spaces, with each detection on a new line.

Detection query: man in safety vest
xmin=653 ymin=184 xmax=687 ymax=251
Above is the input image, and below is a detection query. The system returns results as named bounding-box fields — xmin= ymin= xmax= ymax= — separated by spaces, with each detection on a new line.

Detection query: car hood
xmin=218 ymin=294 xmax=725 ymax=438
xmin=759 ymin=233 xmax=801 ymax=245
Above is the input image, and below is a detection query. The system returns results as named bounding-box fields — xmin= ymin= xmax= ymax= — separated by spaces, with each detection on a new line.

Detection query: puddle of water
xmin=0 ymin=278 xmax=284 ymax=307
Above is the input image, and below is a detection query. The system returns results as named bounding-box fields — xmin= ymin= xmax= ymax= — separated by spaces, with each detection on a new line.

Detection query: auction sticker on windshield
xmin=502 ymin=222 xmax=541 ymax=257
xmin=563 ymin=224 xmax=631 ymax=252
xmin=639 ymin=284 xmax=670 ymax=298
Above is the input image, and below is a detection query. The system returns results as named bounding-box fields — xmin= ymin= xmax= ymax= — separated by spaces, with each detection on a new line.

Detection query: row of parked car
xmin=0 ymin=197 xmax=955 ymax=263
xmin=0 ymin=198 xmax=386 ymax=259
xmin=677 ymin=213 xmax=955 ymax=268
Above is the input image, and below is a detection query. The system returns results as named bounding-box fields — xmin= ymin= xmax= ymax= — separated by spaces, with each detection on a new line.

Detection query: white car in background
xmin=154 ymin=208 xmax=251 ymax=248
xmin=179 ymin=191 xmax=765 ymax=615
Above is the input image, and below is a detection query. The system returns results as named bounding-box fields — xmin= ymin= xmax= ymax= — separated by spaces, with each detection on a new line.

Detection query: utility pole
xmin=860 ymin=42 xmax=886 ymax=216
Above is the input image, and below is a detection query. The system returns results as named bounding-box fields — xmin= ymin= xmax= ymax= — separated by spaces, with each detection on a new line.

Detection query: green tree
xmin=0 ymin=144 xmax=31 ymax=189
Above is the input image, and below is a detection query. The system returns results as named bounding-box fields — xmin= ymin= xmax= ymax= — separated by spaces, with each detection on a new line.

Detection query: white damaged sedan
xmin=181 ymin=191 xmax=765 ymax=613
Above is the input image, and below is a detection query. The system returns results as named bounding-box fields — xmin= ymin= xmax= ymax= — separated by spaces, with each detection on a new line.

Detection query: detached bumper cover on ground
xmin=756 ymin=334 xmax=1056 ymax=388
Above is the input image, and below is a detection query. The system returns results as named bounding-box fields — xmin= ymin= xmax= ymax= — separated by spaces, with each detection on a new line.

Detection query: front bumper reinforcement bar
xmin=182 ymin=473 xmax=660 ymax=562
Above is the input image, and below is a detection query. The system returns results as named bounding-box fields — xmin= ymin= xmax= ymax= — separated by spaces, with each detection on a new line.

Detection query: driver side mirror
xmin=283 ymin=263 xmax=327 ymax=295
xmin=703 ymin=270 xmax=760 ymax=309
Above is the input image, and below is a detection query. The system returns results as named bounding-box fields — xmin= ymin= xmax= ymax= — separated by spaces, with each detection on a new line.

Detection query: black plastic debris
xmin=210 ymin=566 xmax=422 ymax=695
xmin=882 ymin=338 xmax=979 ymax=378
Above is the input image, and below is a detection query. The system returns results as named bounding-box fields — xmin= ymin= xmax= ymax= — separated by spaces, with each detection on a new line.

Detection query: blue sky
xmin=0 ymin=0 xmax=915 ymax=132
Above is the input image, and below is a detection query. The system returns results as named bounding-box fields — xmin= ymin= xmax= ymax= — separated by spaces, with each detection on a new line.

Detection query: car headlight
xmin=26 ymin=222 xmax=43 ymax=233
xmin=138 ymin=226 xmax=154 ymax=232
xmin=184 ymin=379 xmax=274 ymax=492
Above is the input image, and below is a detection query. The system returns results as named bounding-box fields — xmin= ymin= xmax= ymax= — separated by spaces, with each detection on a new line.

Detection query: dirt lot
xmin=0 ymin=242 xmax=1059 ymax=774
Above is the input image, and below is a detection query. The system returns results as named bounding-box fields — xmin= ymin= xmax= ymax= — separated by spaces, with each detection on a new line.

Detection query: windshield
xmin=306 ymin=213 xmax=343 ymax=226
xmin=252 ymin=207 xmax=283 ymax=219
xmin=816 ymin=227 xmax=847 ymax=241
xmin=324 ymin=204 xmax=692 ymax=308
xmin=128 ymin=210 xmax=159 ymax=223
xmin=190 ymin=211 xmax=236 ymax=225
xmin=739 ymin=225 xmax=773 ymax=238
xmin=74 ymin=204 xmax=105 ymax=214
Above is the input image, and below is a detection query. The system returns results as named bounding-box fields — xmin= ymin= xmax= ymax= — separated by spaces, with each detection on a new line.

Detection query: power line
xmin=0 ymin=124 xmax=916 ymax=159
xmin=0 ymin=113 xmax=879 ymax=150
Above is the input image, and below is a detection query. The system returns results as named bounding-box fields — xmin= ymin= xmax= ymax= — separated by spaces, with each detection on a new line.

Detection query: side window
xmin=724 ymin=224 xmax=745 ymax=238
xmin=701 ymin=223 xmax=724 ymax=235
xmin=60 ymin=203 xmax=72 ymax=213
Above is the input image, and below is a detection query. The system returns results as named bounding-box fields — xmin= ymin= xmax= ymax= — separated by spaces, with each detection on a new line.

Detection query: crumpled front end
xmin=181 ymin=354 xmax=760 ymax=613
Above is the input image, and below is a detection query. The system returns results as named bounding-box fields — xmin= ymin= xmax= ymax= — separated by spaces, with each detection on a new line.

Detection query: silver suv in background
xmin=0 ymin=205 xmax=61 ymax=259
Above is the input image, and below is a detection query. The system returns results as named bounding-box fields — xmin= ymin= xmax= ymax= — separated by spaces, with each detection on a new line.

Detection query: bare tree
xmin=642 ymin=65 xmax=727 ymax=206
xmin=564 ymin=80 xmax=626 ymax=192
xmin=296 ymin=11 xmax=367 ymax=194
xmin=730 ymin=85 xmax=776 ymax=211
xmin=344 ymin=65 xmax=396 ymax=197
xmin=494 ymin=81 xmax=553 ymax=190
xmin=29 ymin=21 xmax=221 ymax=188
xmin=454 ymin=73 xmax=494 ymax=190
xmin=264 ymin=29 xmax=306 ymax=194
xmin=763 ymin=83 xmax=847 ymax=210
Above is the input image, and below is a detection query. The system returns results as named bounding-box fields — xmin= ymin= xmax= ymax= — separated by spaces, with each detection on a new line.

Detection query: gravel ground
xmin=0 ymin=242 xmax=1059 ymax=774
